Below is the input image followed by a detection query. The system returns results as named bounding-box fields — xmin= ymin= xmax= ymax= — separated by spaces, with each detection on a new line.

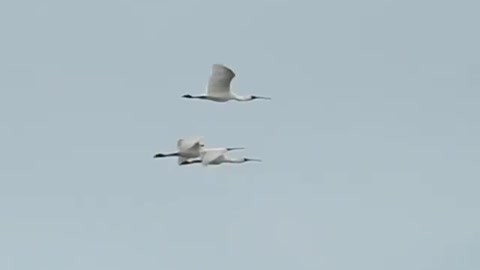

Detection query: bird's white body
xmin=182 ymin=64 xmax=271 ymax=102
xmin=180 ymin=147 xmax=261 ymax=166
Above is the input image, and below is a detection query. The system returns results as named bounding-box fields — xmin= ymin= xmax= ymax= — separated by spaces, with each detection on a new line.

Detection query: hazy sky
xmin=1 ymin=0 xmax=479 ymax=269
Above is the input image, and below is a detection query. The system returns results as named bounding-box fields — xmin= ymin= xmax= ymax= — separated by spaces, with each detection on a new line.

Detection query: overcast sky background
xmin=1 ymin=0 xmax=479 ymax=269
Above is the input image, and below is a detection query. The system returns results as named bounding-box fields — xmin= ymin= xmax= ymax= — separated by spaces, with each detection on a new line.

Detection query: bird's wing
xmin=207 ymin=64 xmax=235 ymax=96
xmin=177 ymin=137 xmax=203 ymax=152
xmin=200 ymin=148 xmax=227 ymax=166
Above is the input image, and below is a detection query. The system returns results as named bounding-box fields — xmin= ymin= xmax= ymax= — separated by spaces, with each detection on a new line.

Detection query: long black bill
xmin=153 ymin=152 xmax=179 ymax=158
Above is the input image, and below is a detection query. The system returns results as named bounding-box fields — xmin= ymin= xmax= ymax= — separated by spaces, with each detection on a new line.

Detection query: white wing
xmin=207 ymin=64 xmax=235 ymax=96
xmin=177 ymin=137 xmax=204 ymax=156
xmin=200 ymin=148 xmax=227 ymax=166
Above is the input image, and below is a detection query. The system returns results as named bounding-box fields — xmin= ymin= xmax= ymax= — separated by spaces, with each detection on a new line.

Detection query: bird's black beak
xmin=245 ymin=158 xmax=262 ymax=162
xmin=182 ymin=94 xmax=193 ymax=98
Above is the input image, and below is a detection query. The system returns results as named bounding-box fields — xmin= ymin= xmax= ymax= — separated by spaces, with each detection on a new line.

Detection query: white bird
xmin=182 ymin=64 xmax=271 ymax=102
xmin=153 ymin=137 xmax=206 ymax=165
xmin=179 ymin=147 xmax=261 ymax=166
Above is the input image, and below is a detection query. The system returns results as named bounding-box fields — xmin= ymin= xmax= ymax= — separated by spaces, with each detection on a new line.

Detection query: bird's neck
xmin=181 ymin=159 xmax=202 ymax=165
xmin=183 ymin=94 xmax=208 ymax=99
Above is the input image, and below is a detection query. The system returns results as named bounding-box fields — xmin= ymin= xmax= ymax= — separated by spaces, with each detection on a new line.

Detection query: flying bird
xmin=153 ymin=137 xmax=206 ymax=165
xmin=182 ymin=64 xmax=271 ymax=102
xmin=179 ymin=147 xmax=261 ymax=166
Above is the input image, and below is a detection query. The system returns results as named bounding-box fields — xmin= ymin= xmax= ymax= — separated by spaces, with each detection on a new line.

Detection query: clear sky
xmin=1 ymin=0 xmax=479 ymax=269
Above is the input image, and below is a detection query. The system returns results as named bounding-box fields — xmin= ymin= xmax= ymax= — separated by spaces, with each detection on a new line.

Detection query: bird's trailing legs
xmin=225 ymin=147 xmax=245 ymax=151
xmin=250 ymin=95 xmax=271 ymax=100
xmin=244 ymin=158 xmax=262 ymax=162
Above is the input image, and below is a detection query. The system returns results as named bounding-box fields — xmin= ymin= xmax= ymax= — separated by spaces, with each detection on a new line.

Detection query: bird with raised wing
xmin=182 ymin=64 xmax=271 ymax=102
xmin=179 ymin=147 xmax=261 ymax=166
xmin=153 ymin=137 xmax=206 ymax=165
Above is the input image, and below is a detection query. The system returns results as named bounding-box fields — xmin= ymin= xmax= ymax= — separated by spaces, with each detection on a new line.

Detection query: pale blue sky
xmin=1 ymin=0 xmax=479 ymax=269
